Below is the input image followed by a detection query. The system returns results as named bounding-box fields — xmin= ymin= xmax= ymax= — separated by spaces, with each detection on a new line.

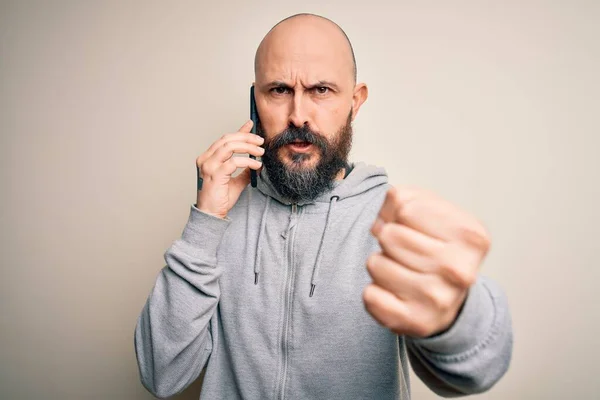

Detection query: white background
xmin=1 ymin=1 xmax=599 ymax=398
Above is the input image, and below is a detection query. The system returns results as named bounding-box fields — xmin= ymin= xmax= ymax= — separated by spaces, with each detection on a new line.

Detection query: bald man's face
xmin=254 ymin=17 xmax=367 ymax=199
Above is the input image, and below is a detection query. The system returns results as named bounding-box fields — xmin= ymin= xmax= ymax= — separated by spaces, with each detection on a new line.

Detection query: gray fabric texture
xmin=135 ymin=162 xmax=512 ymax=399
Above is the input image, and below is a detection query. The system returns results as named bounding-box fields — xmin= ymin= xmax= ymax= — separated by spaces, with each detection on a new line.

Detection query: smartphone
xmin=250 ymin=85 xmax=260 ymax=187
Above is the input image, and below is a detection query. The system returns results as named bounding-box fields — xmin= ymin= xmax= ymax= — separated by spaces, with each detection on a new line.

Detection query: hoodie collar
xmin=252 ymin=161 xmax=388 ymax=297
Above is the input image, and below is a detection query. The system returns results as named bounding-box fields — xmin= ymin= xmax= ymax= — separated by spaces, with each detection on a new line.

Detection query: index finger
xmin=239 ymin=119 xmax=253 ymax=133
xmin=202 ymin=128 xmax=263 ymax=162
xmin=377 ymin=186 xmax=483 ymax=243
xmin=378 ymin=186 xmax=419 ymax=224
xmin=376 ymin=186 xmax=452 ymax=242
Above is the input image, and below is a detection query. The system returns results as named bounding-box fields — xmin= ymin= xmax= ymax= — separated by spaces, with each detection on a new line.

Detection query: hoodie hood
xmin=250 ymin=162 xmax=389 ymax=296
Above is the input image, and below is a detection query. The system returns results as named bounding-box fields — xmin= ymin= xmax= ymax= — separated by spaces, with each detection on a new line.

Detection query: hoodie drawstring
xmin=309 ymin=195 xmax=339 ymax=297
xmin=251 ymin=195 xmax=339 ymax=298
xmin=253 ymin=196 xmax=271 ymax=285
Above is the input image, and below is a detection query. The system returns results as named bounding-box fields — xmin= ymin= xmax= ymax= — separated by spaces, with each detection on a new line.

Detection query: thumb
xmin=238 ymin=119 xmax=254 ymax=133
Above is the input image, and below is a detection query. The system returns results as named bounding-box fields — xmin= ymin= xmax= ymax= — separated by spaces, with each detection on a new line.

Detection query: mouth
xmin=286 ymin=140 xmax=313 ymax=153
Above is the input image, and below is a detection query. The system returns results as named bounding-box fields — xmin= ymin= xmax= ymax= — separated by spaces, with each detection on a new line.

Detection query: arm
xmin=365 ymin=186 xmax=513 ymax=397
xmin=406 ymin=276 xmax=513 ymax=397
xmin=134 ymin=205 xmax=230 ymax=398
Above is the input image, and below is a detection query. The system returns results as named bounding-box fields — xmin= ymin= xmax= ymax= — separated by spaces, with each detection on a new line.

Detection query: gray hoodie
xmin=135 ymin=162 xmax=512 ymax=399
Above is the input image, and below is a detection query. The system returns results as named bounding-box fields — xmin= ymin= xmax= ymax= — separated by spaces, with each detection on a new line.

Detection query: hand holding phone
xmin=194 ymin=120 xmax=264 ymax=219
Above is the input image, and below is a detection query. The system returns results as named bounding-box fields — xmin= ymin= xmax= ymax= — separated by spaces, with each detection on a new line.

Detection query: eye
xmin=315 ymin=86 xmax=329 ymax=95
xmin=270 ymin=86 xmax=291 ymax=95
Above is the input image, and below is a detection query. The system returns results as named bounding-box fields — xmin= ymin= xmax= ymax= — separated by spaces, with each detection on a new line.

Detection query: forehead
xmin=256 ymin=19 xmax=353 ymax=85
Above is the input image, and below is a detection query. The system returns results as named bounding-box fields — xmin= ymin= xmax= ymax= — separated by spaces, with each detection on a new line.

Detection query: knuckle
xmin=394 ymin=198 xmax=415 ymax=222
xmin=457 ymin=267 xmax=476 ymax=288
xmin=461 ymin=268 xmax=477 ymax=287
xmin=440 ymin=262 xmax=474 ymax=289
xmin=395 ymin=203 xmax=409 ymax=222
xmin=480 ymin=232 xmax=492 ymax=253
xmin=461 ymin=225 xmax=491 ymax=252
xmin=380 ymin=223 xmax=400 ymax=244
xmin=430 ymin=289 xmax=454 ymax=312
xmin=200 ymin=163 xmax=210 ymax=176
xmin=376 ymin=223 xmax=390 ymax=241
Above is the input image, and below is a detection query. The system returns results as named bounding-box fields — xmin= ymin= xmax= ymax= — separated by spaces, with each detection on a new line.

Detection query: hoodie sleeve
xmin=134 ymin=205 xmax=230 ymax=398
xmin=405 ymin=276 xmax=513 ymax=397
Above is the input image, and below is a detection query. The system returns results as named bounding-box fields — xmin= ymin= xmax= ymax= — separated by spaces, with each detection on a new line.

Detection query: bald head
xmin=254 ymin=13 xmax=357 ymax=83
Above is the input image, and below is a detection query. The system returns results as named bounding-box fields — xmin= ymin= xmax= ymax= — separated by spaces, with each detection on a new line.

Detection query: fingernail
xmin=257 ymin=136 xmax=265 ymax=143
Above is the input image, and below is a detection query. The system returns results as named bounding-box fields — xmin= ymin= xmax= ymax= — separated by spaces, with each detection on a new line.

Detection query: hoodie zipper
xmin=277 ymin=203 xmax=299 ymax=400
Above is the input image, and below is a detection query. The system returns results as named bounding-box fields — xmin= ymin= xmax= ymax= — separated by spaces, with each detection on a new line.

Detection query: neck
xmin=335 ymin=161 xmax=351 ymax=181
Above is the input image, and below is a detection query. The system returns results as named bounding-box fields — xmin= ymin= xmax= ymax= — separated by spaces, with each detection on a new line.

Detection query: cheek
xmin=314 ymin=104 xmax=345 ymax=138
xmin=259 ymin=103 xmax=288 ymax=137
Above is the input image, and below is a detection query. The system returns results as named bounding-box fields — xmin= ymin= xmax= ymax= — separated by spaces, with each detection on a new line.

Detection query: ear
xmin=351 ymin=83 xmax=368 ymax=121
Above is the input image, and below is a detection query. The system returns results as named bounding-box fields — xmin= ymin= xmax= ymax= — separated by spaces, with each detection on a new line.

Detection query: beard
xmin=257 ymin=111 xmax=353 ymax=203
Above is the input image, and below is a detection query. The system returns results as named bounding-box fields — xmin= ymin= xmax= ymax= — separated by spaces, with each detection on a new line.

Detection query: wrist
xmin=194 ymin=203 xmax=227 ymax=220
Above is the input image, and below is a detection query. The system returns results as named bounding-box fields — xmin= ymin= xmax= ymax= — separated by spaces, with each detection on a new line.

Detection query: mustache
xmin=265 ymin=124 xmax=328 ymax=153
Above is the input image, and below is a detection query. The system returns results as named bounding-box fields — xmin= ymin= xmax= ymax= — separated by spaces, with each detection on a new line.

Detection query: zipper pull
xmin=282 ymin=203 xmax=299 ymax=239
xmin=289 ymin=203 xmax=298 ymax=228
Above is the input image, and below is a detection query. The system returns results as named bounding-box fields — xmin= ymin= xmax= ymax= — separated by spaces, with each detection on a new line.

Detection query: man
xmin=135 ymin=13 xmax=512 ymax=399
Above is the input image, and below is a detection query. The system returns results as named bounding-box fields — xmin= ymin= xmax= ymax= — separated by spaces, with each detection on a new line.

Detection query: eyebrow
xmin=265 ymin=80 xmax=340 ymax=91
xmin=310 ymin=80 xmax=340 ymax=91
xmin=266 ymin=81 xmax=291 ymax=89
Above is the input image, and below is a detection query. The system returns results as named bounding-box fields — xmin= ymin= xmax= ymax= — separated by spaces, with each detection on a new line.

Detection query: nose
xmin=288 ymin=92 xmax=309 ymax=128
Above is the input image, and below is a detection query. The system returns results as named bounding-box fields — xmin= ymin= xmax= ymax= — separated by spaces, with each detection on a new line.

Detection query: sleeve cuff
xmin=410 ymin=277 xmax=496 ymax=355
xmin=180 ymin=204 xmax=231 ymax=254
